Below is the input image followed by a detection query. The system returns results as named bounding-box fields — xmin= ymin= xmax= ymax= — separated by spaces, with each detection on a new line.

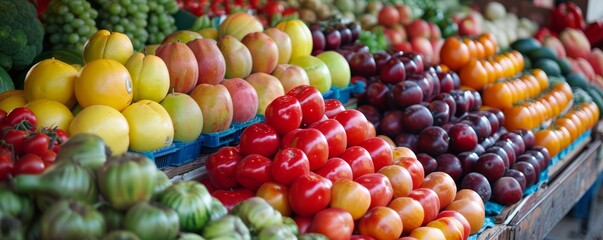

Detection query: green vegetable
xmin=158 ymin=181 xmax=213 ymax=233
xmin=510 ymin=38 xmax=542 ymax=55
xmin=0 ymin=187 xmax=34 ymax=226
xmin=231 ymin=197 xmax=282 ymax=234
xmin=13 ymin=160 xmax=98 ymax=207
xmin=202 ymin=215 xmax=250 ymax=240
xmin=40 ymin=200 xmax=106 ymax=240
xmin=0 ymin=0 xmax=44 ymax=71
xmin=56 ymin=133 xmax=110 ymax=171
xmin=281 ymin=217 xmax=299 ymax=236
xmin=98 ymin=203 xmax=125 ymax=232
xmin=98 ymin=152 xmax=157 ymax=210
xmin=178 ymin=233 xmax=206 ymax=240
xmin=102 ymin=230 xmax=141 ymax=240
xmin=257 ymin=225 xmax=297 ymax=240
xmin=437 ymin=18 xmax=458 ymax=38
xmin=297 ymin=233 xmax=329 ymax=240
xmin=0 ymin=215 xmax=24 ymax=240
xmin=209 ymin=197 xmax=228 ymax=222
xmin=124 ymin=202 xmax=180 ymax=240
xmin=153 ymin=170 xmax=172 ymax=199
xmin=0 ymin=67 xmax=15 ymax=93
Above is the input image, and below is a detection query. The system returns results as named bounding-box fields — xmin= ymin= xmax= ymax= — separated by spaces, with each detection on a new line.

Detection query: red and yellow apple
xmin=242 ymin=32 xmax=279 ymax=74
xmin=217 ymin=35 xmax=253 ymax=79
xmin=222 ymin=78 xmax=259 ymax=123
xmin=218 ymin=12 xmax=264 ymax=40
xmin=155 ymin=42 xmax=199 ymax=93
xmin=161 ymin=30 xmax=203 ymax=44
xmin=187 ymin=38 xmax=227 ymax=85
xmin=160 ymin=92 xmax=204 ymax=143
xmin=246 ymin=73 xmax=285 ymax=115
xmin=264 ymin=28 xmax=293 ymax=64
xmin=189 ymin=84 xmax=234 ymax=133
xmin=560 ymin=28 xmax=591 ymax=59
xmin=271 ymin=64 xmax=310 ymax=93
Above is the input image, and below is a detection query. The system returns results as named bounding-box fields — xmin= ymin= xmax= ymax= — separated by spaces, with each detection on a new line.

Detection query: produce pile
xmin=1 ymin=0 xmax=603 ymax=239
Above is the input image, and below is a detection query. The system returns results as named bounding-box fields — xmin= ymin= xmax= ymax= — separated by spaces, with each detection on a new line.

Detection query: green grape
xmin=43 ymin=0 xmax=98 ymax=53
xmin=96 ymin=0 xmax=149 ymax=50
xmin=145 ymin=0 xmax=178 ymax=44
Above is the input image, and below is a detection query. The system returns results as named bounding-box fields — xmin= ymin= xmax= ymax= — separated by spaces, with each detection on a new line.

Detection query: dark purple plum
xmin=357 ymin=104 xmax=381 ymax=127
xmin=504 ymin=169 xmax=527 ymax=191
xmin=418 ymin=126 xmax=449 ymax=156
xmin=457 ymin=152 xmax=479 ymax=177
xmin=512 ymin=161 xmax=537 ymax=188
xmin=461 ymin=172 xmax=492 ymax=203
xmin=531 ymin=146 xmax=551 ymax=168
xmin=435 ymin=153 xmax=463 ymax=181
xmin=379 ymin=110 xmax=404 ymax=138
xmin=389 ymin=81 xmax=424 ymax=110
xmin=492 ymin=177 xmax=523 ymax=206
xmin=513 ymin=129 xmax=536 ymax=150
xmin=475 ymin=153 xmax=506 ymax=183
xmin=485 ymin=146 xmax=510 ymax=168
xmin=380 ymin=57 xmax=406 ymax=84
xmin=437 ymin=72 xmax=455 ymax=93
xmin=373 ymin=51 xmax=392 ymax=72
xmin=349 ymin=52 xmax=377 ymax=77
xmin=323 ymin=27 xmax=341 ymax=50
xmin=525 ymin=149 xmax=547 ymax=171
xmin=448 ymin=123 xmax=478 ymax=154
xmin=401 ymin=104 xmax=434 ymax=134
xmin=395 ymin=132 xmax=419 ymax=153
xmin=417 ymin=153 xmax=438 ymax=175
xmin=460 ymin=113 xmax=492 ymax=142
xmin=366 ymin=81 xmax=390 ymax=111
xmin=431 ymin=93 xmax=457 ymax=120
xmin=336 ymin=24 xmax=352 ymax=45
xmin=515 ymin=154 xmax=541 ymax=183
xmin=492 ymin=140 xmax=516 ymax=166
xmin=479 ymin=110 xmax=500 ymax=136
xmin=428 ymin=100 xmax=450 ymax=127
xmin=498 ymin=132 xmax=526 ymax=157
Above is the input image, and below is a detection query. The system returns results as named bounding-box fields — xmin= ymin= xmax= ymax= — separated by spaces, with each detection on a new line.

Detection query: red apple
xmin=264 ymin=28 xmax=293 ymax=64
xmin=542 ymin=36 xmax=567 ymax=58
xmin=161 ymin=30 xmax=203 ymax=44
xmin=222 ymin=78 xmax=258 ymax=123
xmin=458 ymin=15 xmax=480 ymax=37
xmin=155 ymin=42 xmax=199 ymax=93
xmin=217 ymin=35 xmax=253 ymax=79
xmin=272 ymin=64 xmax=310 ymax=93
xmin=242 ymin=32 xmax=280 ymax=74
xmin=396 ymin=4 xmax=413 ymax=25
xmin=356 ymin=173 xmax=394 ymax=208
xmin=406 ymin=19 xmax=431 ymax=39
xmin=187 ymin=38 xmax=226 ymax=85
xmin=378 ymin=5 xmax=400 ymax=28
xmin=411 ymin=38 xmax=435 ymax=65
xmin=588 ymin=48 xmax=603 ymax=76
xmin=560 ymin=28 xmax=591 ymax=59
xmin=189 ymin=83 xmax=233 ymax=133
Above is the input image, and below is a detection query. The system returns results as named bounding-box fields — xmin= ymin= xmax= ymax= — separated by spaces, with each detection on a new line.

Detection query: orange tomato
xmin=397 ymin=157 xmax=425 ymax=189
xmin=584 ymin=102 xmax=600 ymax=123
xmin=537 ymin=98 xmax=554 ymax=120
xmin=503 ymin=105 xmax=534 ymax=131
xmin=479 ymin=36 xmax=497 ymax=58
xmin=521 ymin=102 xmax=540 ymax=129
xmin=553 ymin=82 xmax=574 ymax=100
xmin=421 ymin=172 xmax=457 ymax=210
xmin=459 ymin=59 xmax=489 ymax=91
xmin=330 ymin=179 xmax=371 ymax=220
xmin=474 ymin=41 xmax=486 ymax=59
xmin=573 ymin=109 xmax=591 ymax=133
xmin=534 ymin=129 xmax=561 ymax=158
xmin=505 ymin=81 xmax=520 ymax=104
xmin=543 ymin=93 xmax=561 ymax=116
xmin=552 ymin=90 xmax=570 ymax=111
xmin=445 ymin=199 xmax=485 ymax=235
xmin=257 ymin=182 xmax=291 ymax=216
xmin=481 ymin=60 xmax=497 ymax=83
xmin=440 ymin=37 xmax=471 ymax=71
xmin=482 ymin=82 xmax=513 ymax=109
xmin=378 ymin=165 xmax=413 ymax=198
xmin=555 ymin=117 xmax=579 ymax=142
xmin=480 ymin=32 xmax=498 ymax=47
xmin=495 ymin=55 xmax=515 ymax=78
xmin=511 ymin=79 xmax=528 ymax=103
xmin=505 ymin=52 xmax=521 ymax=74
xmin=532 ymin=69 xmax=549 ymax=91
xmin=520 ymin=75 xmax=540 ymax=98
xmin=393 ymin=146 xmax=418 ymax=160
xmin=489 ymin=59 xmax=505 ymax=81
xmin=533 ymin=100 xmax=551 ymax=123
xmin=511 ymin=50 xmax=525 ymax=71
xmin=553 ymin=127 xmax=572 ymax=149
xmin=565 ymin=111 xmax=586 ymax=135
xmin=463 ymin=38 xmax=478 ymax=59
xmin=389 ymin=197 xmax=425 ymax=234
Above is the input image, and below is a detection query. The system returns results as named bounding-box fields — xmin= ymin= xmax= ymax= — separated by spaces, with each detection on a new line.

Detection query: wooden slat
xmin=477 ymin=225 xmax=512 ymax=240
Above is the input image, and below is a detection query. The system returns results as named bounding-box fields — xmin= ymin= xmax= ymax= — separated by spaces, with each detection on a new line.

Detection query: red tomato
xmin=397 ymin=157 xmax=425 ymax=189
xmin=350 ymin=236 xmax=378 ymax=240
xmin=314 ymin=157 xmax=353 ymax=183
xmin=262 ymin=1 xmax=285 ymax=19
xmin=199 ymin=177 xmax=217 ymax=193
xmin=339 ymin=146 xmax=374 ymax=179
xmin=238 ymin=123 xmax=280 ymax=158
xmin=409 ymin=188 xmax=441 ymax=226
xmin=211 ymin=188 xmax=255 ymax=211
xmin=23 ymin=132 xmax=50 ymax=157
xmin=206 ymin=146 xmax=242 ymax=189
xmin=358 ymin=206 xmax=403 ymax=240
xmin=330 ymin=179 xmax=371 ymax=220
xmin=324 ymin=99 xmax=345 ymax=118
xmin=41 ymin=150 xmax=56 ymax=167
xmin=0 ymin=109 xmax=7 ymax=124
xmin=334 ymin=109 xmax=370 ymax=147
xmin=288 ymin=173 xmax=331 ymax=217
xmin=309 ymin=119 xmax=348 ymax=158
xmin=2 ymin=129 xmax=29 ymax=156
xmin=360 ymin=137 xmax=393 ymax=171
xmin=271 ymin=148 xmax=310 ymax=186
xmin=235 ymin=154 xmax=273 ymax=191
xmin=378 ymin=165 xmax=413 ymax=199
xmin=308 ymin=208 xmax=355 ymax=240
xmin=355 ymin=173 xmax=394 ymax=208
xmin=13 ymin=154 xmax=45 ymax=175
xmin=50 ymin=129 xmax=69 ymax=153
xmin=256 ymin=182 xmax=291 ymax=216
xmin=289 ymin=128 xmax=329 ymax=170
xmin=264 ymin=95 xmax=303 ymax=135
xmin=294 ymin=216 xmax=313 ymax=234
xmin=281 ymin=128 xmax=302 ymax=149
xmin=0 ymin=154 xmax=13 ymax=181
xmin=287 ymin=85 xmax=325 ymax=126
xmin=5 ymin=107 xmax=36 ymax=129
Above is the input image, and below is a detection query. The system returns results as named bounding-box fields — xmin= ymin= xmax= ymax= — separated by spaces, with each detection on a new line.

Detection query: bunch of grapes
xmin=95 ymin=0 xmax=150 ymax=50
xmin=43 ymin=0 xmax=99 ymax=53
xmin=146 ymin=0 xmax=179 ymax=44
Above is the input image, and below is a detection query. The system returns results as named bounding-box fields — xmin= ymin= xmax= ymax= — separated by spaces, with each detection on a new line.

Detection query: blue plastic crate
xmin=232 ymin=114 xmax=265 ymax=143
xmin=321 ymin=89 xmax=334 ymax=100
xmin=131 ymin=144 xmax=178 ymax=170
xmin=171 ymin=135 xmax=204 ymax=166
xmin=202 ymin=126 xmax=237 ymax=148
xmin=334 ymin=84 xmax=355 ymax=104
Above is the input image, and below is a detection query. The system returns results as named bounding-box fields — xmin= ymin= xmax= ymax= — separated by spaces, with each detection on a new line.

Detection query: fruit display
xmin=2 ymin=0 xmax=603 ymax=239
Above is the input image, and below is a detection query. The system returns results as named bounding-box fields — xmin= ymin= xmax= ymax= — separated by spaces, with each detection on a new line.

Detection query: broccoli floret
xmin=0 ymin=0 xmax=44 ymax=71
